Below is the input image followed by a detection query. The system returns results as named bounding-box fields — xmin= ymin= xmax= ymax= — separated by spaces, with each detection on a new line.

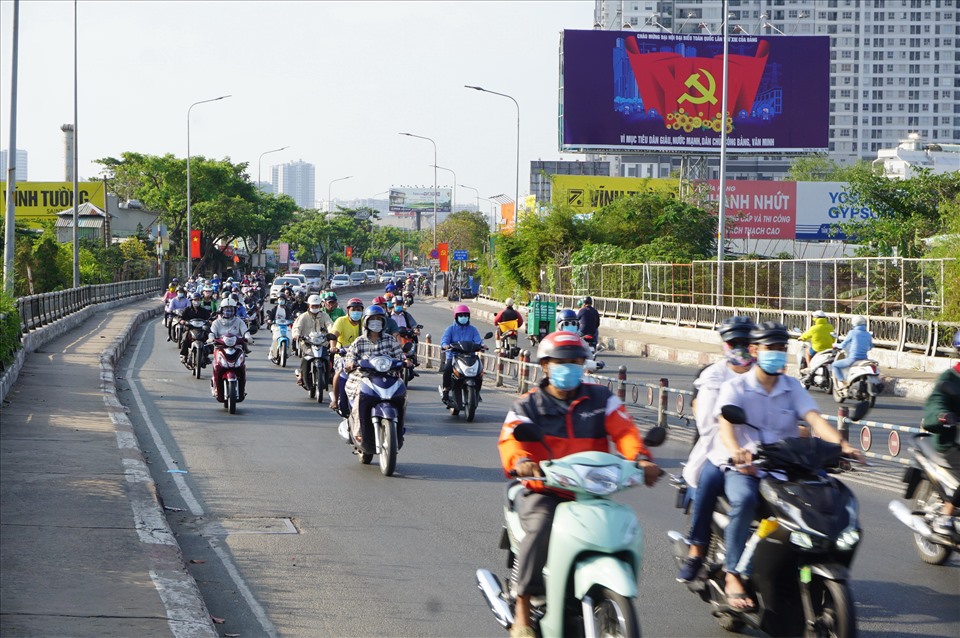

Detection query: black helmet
xmin=536 ymin=331 xmax=590 ymax=363
xmin=750 ymin=321 xmax=790 ymax=346
xmin=582 ymin=296 xmax=593 ymax=305
xmin=718 ymin=316 xmax=756 ymax=343
xmin=191 ymin=292 xmax=201 ymax=300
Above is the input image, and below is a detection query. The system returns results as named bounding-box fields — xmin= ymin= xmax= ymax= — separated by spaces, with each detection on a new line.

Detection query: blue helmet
xmin=557 ymin=309 xmax=579 ymax=332
xmin=953 ymin=329 xmax=960 ymax=351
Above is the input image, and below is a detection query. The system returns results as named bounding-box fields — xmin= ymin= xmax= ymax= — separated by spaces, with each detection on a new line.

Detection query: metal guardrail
xmin=16 ymin=279 xmax=163 ymax=334
xmin=416 ymin=337 xmax=921 ymax=470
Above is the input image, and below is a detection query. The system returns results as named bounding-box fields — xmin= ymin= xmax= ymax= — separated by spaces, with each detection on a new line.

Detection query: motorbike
xmin=888 ymin=417 xmax=959 ymax=565
xmin=335 ymin=342 xmax=413 ymax=477
xmin=476 ymin=422 xmax=666 ymax=638
xmin=830 ymin=347 xmax=883 ymax=408
xmin=395 ymin=325 xmax=422 ymax=385
xmin=182 ymin=318 xmax=210 ymax=379
xmin=270 ymin=318 xmax=293 ymax=367
xmin=439 ymin=331 xmax=494 ymax=422
xmin=300 ymin=331 xmax=333 ymax=403
xmin=496 ymin=320 xmax=521 ymax=360
xmin=168 ymin=308 xmax=185 ymax=344
xmin=796 ymin=344 xmax=837 ymax=395
xmin=244 ymin=297 xmax=262 ymax=330
xmin=209 ymin=334 xmax=247 ymax=414
xmin=402 ymin=289 xmax=415 ymax=307
xmin=667 ymin=405 xmax=861 ymax=638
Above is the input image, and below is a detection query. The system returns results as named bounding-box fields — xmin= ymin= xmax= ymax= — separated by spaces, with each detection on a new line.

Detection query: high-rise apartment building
xmin=0 ymin=149 xmax=29 ymax=182
xmin=593 ymin=0 xmax=958 ymax=178
xmin=271 ymin=160 xmax=316 ymax=209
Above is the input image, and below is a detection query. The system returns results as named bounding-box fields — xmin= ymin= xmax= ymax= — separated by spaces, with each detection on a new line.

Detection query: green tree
xmin=31 ymin=231 xmax=71 ymax=292
xmin=786 ymin=155 xmax=869 ymax=182
xmin=436 ymin=211 xmax=489 ymax=257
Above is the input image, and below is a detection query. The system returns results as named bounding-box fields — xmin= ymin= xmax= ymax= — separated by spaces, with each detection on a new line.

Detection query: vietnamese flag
xmin=190 ymin=230 xmax=201 ymax=259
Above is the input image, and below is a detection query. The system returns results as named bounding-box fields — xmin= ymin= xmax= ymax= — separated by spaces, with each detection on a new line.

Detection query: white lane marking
xmin=128 ymin=330 xmax=278 ymax=638
xmin=150 ymin=571 xmax=218 ymax=638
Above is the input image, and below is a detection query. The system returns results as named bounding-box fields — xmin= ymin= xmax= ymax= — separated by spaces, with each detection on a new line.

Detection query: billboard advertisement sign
xmin=560 ymin=30 xmax=829 ymax=153
xmin=708 ymin=180 xmax=797 ymax=240
xmin=550 ymin=175 xmax=678 ymax=215
xmin=388 ymin=187 xmax=452 ymax=214
xmin=1 ymin=181 xmax=107 ymax=225
xmin=794 ymin=182 xmax=878 ymax=241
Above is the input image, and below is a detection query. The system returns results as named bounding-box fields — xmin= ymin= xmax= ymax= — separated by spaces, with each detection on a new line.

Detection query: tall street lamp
xmin=326 ymin=176 xmax=352 ymax=274
xmin=399 ymin=132 xmax=437 ymax=248
xmin=430 ymin=164 xmax=456 ymax=215
xmin=256 ymin=145 xmax=289 ymax=256
xmin=186 ymin=94 xmax=231 ymax=279
xmin=465 ymin=85 xmax=520 ymax=216
xmin=327 ymin=175 xmax=352 ymax=213
xmin=459 ymin=184 xmax=480 ymax=213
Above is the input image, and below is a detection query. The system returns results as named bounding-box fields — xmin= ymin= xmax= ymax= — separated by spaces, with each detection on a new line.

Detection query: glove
xmin=514 ymin=460 xmax=542 ymax=478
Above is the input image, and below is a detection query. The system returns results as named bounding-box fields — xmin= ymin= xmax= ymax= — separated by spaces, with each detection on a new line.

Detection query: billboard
xmin=388 ymin=187 xmax=452 ymax=214
xmin=708 ymin=180 xmax=797 ymax=240
xmin=1 ymin=181 xmax=107 ymax=225
xmin=795 ymin=182 xmax=878 ymax=241
xmin=550 ymin=175 xmax=679 ymax=215
xmin=560 ymin=30 xmax=829 ymax=153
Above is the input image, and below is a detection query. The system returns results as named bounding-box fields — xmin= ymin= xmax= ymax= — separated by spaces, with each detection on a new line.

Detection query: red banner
xmin=438 ymin=243 xmax=449 ymax=273
xmin=345 ymin=246 xmax=353 ymax=258
xmin=190 ymin=230 xmax=201 ymax=259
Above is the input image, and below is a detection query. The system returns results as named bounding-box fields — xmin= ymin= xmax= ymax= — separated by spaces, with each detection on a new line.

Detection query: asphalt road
xmin=117 ymin=295 xmax=959 ymax=638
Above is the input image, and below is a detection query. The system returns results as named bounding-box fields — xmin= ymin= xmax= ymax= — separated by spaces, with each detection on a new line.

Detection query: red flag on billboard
xmin=438 ymin=243 xmax=449 ymax=273
xmin=190 ymin=230 xmax=201 ymax=259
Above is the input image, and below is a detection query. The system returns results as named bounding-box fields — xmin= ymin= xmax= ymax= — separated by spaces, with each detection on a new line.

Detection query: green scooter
xmin=476 ymin=423 xmax=665 ymax=637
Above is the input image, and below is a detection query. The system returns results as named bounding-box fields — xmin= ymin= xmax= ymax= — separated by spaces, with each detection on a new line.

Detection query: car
xmin=364 ymin=269 xmax=378 ymax=283
xmin=297 ymin=264 xmax=326 ymax=292
xmin=349 ymin=271 xmax=368 ymax=285
xmin=287 ymin=273 xmax=309 ymax=293
xmin=269 ymin=275 xmax=307 ymax=301
xmin=394 ymin=271 xmax=408 ymax=280
xmin=330 ymin=274 xmax=350 ymax=289
xmin=403 ymin=268 xmax=417 ymax=276
xmin=417 ymin=267 xmax=431 ymax=276
xmin=378 ymin=271 xmax=394 ymax=284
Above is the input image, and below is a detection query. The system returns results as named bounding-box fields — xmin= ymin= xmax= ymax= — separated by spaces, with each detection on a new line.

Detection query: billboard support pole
xmin=3 ymin=0 xmax=20 ymax=295
xmin=716 ymin=0 xmax=731 ymax=308
xmin=72 ymin=0 xmax=80 ymax=288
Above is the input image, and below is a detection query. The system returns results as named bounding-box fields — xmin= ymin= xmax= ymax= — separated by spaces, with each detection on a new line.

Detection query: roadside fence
xmin=16 ymin=279 xmax=163 ymax=334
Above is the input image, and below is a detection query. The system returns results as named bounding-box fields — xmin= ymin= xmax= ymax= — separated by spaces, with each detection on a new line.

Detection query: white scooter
xmin=830 ymin=346 xmax=884 ymax=408
xmin=795 ymin=343 xmax=837 ymax=394
xmin=476 ymin=423 xmax=665 ymax=638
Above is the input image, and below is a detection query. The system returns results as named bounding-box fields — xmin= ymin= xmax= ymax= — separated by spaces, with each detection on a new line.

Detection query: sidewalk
xmin=440 ymin=297 xmax=944 ymax=401
xmin=0 ymin=303 xmax=215 ymax=637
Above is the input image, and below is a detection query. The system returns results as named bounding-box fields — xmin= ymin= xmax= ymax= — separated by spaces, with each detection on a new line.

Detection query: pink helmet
xmin=454 ymin=304 xmax=470 ymax=316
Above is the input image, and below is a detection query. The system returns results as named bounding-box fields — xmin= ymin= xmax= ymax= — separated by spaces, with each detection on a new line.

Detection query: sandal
xmin=724 ymin=591 xmax=756 ymax=612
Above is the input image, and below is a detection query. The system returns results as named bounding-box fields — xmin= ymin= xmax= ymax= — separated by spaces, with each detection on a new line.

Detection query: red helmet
xmin=536 ymin=331 xmax=590 ymax=363
xmin=346 ymin=297 xmax=364 ymax=309
xmin=372 ymin=296 xmax=387 ymax=306
xmin=453 ymin=304 xmax=470 ymax=316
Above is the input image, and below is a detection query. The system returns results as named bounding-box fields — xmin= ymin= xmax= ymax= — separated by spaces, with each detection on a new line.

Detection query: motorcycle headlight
xmin=572 ymin=464 xmax=621 ymax=496
xmin=790 ymin=531 xmax=814 ymax=549
xmin=463 ymin=361 xmax=481 ymax=376
xmin=370 ymin=356 xmax=392 ymax=373
xmin=836 ymin=528 xmax=861 ymax=550
xmin=222 ymin=335 xmax=237 ymax=347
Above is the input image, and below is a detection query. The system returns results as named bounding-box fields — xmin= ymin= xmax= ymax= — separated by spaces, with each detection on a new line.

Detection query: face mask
xmin=278 ymin=300 xmax=286 ymax=306
xmin=457 ymin=316 xmax=469 ymax=326
xmin=349 ymin=310 xmax=362 ymax=321
xmin=177 ymin=292 xmax=185 ymax=298
xmin=394 ymin=306 xmax=403 ymax=313
xmin=191 ymin=300 xmax=200 ymax=307
xmin=757 ymin=350 xmax=787 ymax=375
xmin=309 ymin=307 xmax=321 ymax=314
xmin=222 ymin=309 xmax=235 ymax=319
xmin=560 ymin=323 xmax=579 ymax=333
xmin=548 ymin=363 xmax=584 ymax=391
xmin=367 ymin=320 xmax=384 ymax=333
xmin=723 ymin=343 xmax=755 ymax=367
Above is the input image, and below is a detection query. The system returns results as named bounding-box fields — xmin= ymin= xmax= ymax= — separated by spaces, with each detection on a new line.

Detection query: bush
xmin=0 ymin=290 xmax=22 ymax=368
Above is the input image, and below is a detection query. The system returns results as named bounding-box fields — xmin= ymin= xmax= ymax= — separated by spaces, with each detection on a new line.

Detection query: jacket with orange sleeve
xmin=498 ymin=380 xmax=651 ymax=494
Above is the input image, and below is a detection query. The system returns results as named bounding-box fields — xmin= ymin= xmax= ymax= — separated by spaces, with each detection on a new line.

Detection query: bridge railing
xmin=16 ymin=279 xmax=163 ymax=334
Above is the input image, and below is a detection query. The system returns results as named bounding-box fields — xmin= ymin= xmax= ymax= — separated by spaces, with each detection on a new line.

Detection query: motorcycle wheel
xmin=192 ymin=346 xmax=202 ymax=379
xmin=450 ymin=387 xmax=461 ymax=417
xmin=378 ymin=418 xmax=398 ymax=477
xmin=806 ymin=579 xmax=856 ymax=638
xmin=308 ymin=369 xmax=317 ymax=399
xmin=913 ymin=480 xmax=953 ymax=565
xmin=466 ymin=386 xmax=478 ymax=422
xmin=315 ymin=366 xmax=325 ymax=404
xmin=227 ymin=381 xmax=237 ymax=414
xmin=587 ymin=586 xmax=640 ymax=638
xmin=358 ymin=449 xmax=373 ymax=465
xmin=280 ymin=343 xmax=288 ymax=368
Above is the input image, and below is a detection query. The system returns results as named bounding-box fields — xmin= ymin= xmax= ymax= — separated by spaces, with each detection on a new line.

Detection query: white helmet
xmin=307 ymin=294 xmax=323 ymax=306
xmin=220 ymin=297 xmax=238 ymax=318
xmin=505 ymin=297 xmax=515 ymax=307
xmin=812 ymin=310 xmax=826 ymax=318
xmin=851 ymin=315 xmax=867 ymax=327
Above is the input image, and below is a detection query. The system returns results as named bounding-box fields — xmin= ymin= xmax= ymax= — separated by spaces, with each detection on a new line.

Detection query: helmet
xmin=953 ymin=330 xmax=960 ymax=352
xmin=536 ymin=331 xmax=590 ymax=363
xmin=307 ymin=294 xmax=323 ymax=306
xmin=718 ymin=316 xmax=756 ymax=343
xmin=220 ymin=297 xmax=238 ymax=318
xmin=346 ymin=297 xmax=364 ymax=309
xmin=202 ymin=285 xmax=213 ymax=293
xmin=582 ymin=296 xmax=593 ymax=305
xmin=177 ymin=286 xmax=186 ymax=293
xmin=505 ymin=297 xmax=515 ymax=307
xmin=812 ymin=310 xmax=827 ymax=319
xmin=372 ymin=296 xmax=387 ymax=307
xmin=454 ymin=304 xmax=470 ymax=316
xmin=220 ymin=297 xmax=238 ymax=308
xmin=851 ymin=315 xmax=867 ymax=327
xmin=230 ymin=293 xmax=240 ymax=302
xmin=750 ymin=321 xmax=790 ymax=346
xmin=191 ymin=292 xmax=201 ymax=300
xmin=558 ymin=308 xmax=578 ymax=326
xmin=296 ymin=291 xmax=306 ymax=301
xmin=172 ymin=278 xmax=179 ymax=284
xmin=384 ymin=292 xmax=395 ymax=300
xmin=362 ymin=305 xmax=387 ymax=330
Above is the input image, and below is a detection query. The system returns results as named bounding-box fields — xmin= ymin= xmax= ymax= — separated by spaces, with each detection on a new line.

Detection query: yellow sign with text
xmin=0 ymin=181 xmax=107 ymax=226
xmin=550 ymin=175 xmax=678 ymax=215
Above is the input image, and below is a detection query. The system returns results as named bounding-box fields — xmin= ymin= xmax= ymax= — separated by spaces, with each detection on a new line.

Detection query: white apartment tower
xmin=0 ymin=149 xmax=29 ymax=182
xmin=271 ymin=160 xmax=316 ymax=210
xmin=593 ymin=0 xmax=958 ymax=176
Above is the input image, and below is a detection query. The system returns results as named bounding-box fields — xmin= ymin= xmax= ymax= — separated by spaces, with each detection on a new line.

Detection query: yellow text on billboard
xmin=550 ymin=175 xmax=678 ymax=215
xmin=1 ymin=181 xmax=107 ymax=226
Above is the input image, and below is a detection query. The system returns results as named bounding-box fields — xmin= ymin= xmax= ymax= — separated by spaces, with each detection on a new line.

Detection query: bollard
xmin=837 ymin=405 xmax=850 ymax=442
xmin=496 ymin=352 xmax=505 ymax=387
xmin=617 ymin=365 xmax=627 ymax=402
xmin=518 ymin=350 xmax=529 ymax=395
xmin=657 ymin=378 xmax=669 ymax=429
xmin=424 ymin=334 xmax=433 ymax=369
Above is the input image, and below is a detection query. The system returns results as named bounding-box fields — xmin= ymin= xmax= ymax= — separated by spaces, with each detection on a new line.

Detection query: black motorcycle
xmin=300 ymin=331 xmax=333 ymax=403
xmin=182 ymin=318 xmax=210 ymax=379
xmin=668 ymin=406 xmax=861 ymax=638
xmin=439 ymin=332 xmax=494 ymax=422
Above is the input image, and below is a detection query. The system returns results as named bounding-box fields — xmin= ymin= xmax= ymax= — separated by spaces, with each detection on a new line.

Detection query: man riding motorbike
xmin=798 ymin=309 xmax=834 ymax=371
xmin=323 ymin=291 xmax=345 ymax=321
xmin=439 ymin=305 xmax=483 ymax=407
xmin=266 ymin=297 xmax=296 ymax=362
xmin=207 ymin=298 xmax=252 ymax=402
xmin=494 ymin=297 xmax=525 ymax=350
xmin=371 ymin=296 xmax=399 ymax=335
xmin=921 ymin=330 xmax=960 ymax=535
xmin=712 ymin=321 xmax=863 ymax=611
xmin=832 ymin=315 xmax=874 ymax=389
xmin=384 ymin=278 xmax=398 ymax=294
xmin=391 ymin=301 xmax=420 ymax=378
xmin=293 ymin=295 xmax=333 ymax=387
xmin=498 ymin=331 xmax=661 ymax=638
xmin=329 ymin=298 xmax=365 ymax=411
xmin=165 ymin=287 xmax=191 ymax=341
xmin=556 ymin=308 xmax=579 ymax=333
xmin=576 ymin=295 xmax=600 ymax=345
xmin=179 ymin=292 xmax=212 ymax=362
xmin=199 ymin=284 xmax=219 ymax=314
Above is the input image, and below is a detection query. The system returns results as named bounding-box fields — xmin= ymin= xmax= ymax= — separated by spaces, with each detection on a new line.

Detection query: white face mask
xmin=367 ymin=320 xmax=384 ymax=333
xmin=309 ymin=306 xmax=321 ymax=314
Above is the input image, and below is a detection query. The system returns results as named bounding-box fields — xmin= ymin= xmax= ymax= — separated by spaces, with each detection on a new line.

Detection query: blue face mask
xmin=457 ymin=316 xmax=469 ymax=326
xmin=349 ymin=310 xmax=362 ymax=321
xmin=757 ymin=350 xmax=787 ymax=375
xmin=560 ymin=323 xmax=579 ymax=333
xmin=548 ymin=363 xmax=584 ymax=391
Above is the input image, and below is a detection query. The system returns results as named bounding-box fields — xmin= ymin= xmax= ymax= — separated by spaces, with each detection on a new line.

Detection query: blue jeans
xmin=723 ymin=471 xmax=760 ymax=575
xmin=688 ymin=462 xmax=725 ymax=548
xmin=832 ymin=357 xmax=855 ymax=383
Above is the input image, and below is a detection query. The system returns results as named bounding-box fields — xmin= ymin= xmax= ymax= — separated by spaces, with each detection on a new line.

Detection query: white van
xmin=297 ymin=263 xmax=326 ymax=292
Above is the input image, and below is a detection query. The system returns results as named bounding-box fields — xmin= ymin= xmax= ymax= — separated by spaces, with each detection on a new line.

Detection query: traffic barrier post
xmin=617 ymin=365 xmax=627 ymax=401
xmin=657 ymin=377 xmax=669 ymax=429
xmin=424 ymin=334 xmax=433 ymax=369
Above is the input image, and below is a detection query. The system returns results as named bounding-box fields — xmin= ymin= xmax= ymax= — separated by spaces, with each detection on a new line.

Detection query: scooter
xmin=270 ymin=318 xmax=293 ymax=367
xmin=439 ymin=331 xmax=494 ymax=422
xmin=209 ymin=334 xmax=248 ymax=415
xmin=403 ymin=289 xmax=415 ymax=307
xmin=830 ymin=347 xmax=883 ymax=408
xmin=395 ymin=325 xmax=422 ymax=385
xmin=496 ymin=321 xmax=521 ymax=360
xmin=888 ymin=416 xmax=959 ymax=565
xmin=795 ymin=343 xmax=837 ymax=394
xmin=476 ymin=422 xmax=665 ymax=638
xmin=182 ymin=318 xmax=210 ymax=379
xmin=335 ymin=343 xmax=413 ymax=477
xmin=300 ymin=331 xmax=332 ymax=403
xmin=667 ymin=405 xmax=861 ymax=638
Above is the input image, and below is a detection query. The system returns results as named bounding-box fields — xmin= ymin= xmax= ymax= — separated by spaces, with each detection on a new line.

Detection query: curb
xmin=98 ymin=304 xmax=218 ymax=637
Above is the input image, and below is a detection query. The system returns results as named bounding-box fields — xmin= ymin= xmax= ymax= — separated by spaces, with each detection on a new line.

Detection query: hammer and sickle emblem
xmin=678 ymin=68 xmax=718 ymax=106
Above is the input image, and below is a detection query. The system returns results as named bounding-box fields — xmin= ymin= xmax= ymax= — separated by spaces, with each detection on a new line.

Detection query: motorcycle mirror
xmin=483 ymin=331 xmax=495 ymax=340
xmin=721 ymin=404 xmax=747 ymax=425
xmin=512 ymin=422 xmax=545 ymax=443
xmin=643 ymin=425 xmax=667 ymax=447
xmin=595 ymin=343 xmax=607 ymax=353
xmin=850 ymin=401 xmax=870 ymax=422
xmin=401 ymin=342 xmax=414 ymax=353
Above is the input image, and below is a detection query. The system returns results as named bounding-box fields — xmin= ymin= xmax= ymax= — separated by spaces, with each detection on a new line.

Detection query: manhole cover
xmin=205 ymin=517 xmax=298 ymax=535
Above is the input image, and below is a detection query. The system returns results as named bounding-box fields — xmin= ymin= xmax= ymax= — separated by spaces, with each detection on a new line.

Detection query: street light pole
xmin=464 ymin=85 xmax=520 ymax=216
xmin=256 ymin=145 xmax=289 ymax=256
xmin=399 ymin=132 xmax=437 ymax=248
xmin=459 ymin=184 xmax=480 ymax=214
xmin=186 ymin=94 xmax=230 ymax=279
xmin=430 ymin=164 xmax=456 ymax=216
xmin=325 ymin=176 xmax=352 ymax=275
